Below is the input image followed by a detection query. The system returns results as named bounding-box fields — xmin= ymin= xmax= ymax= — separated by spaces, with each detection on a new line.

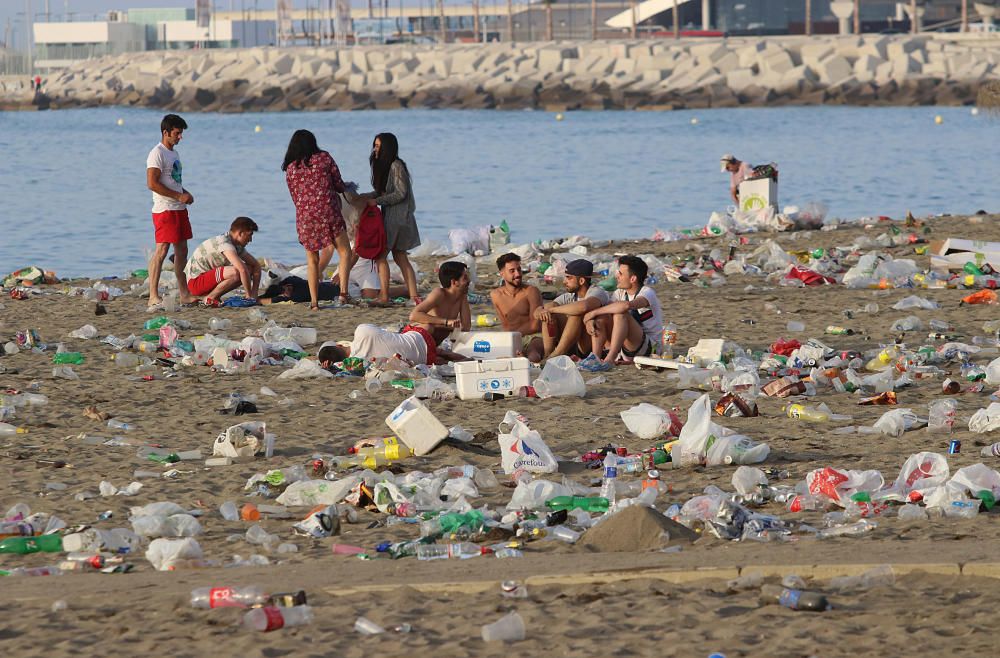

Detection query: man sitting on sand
xmin=490 ymin=253 xmax=544 ymax=363
xmin=185 ymin=216 xmax=262 ymax=305
xmin=581 ymin=255 xmax=663 ymax=371
xmin=533 ymin=259 xmax=609 ymax=358
xmin=317 ymin=261 xmax=471 ymax=366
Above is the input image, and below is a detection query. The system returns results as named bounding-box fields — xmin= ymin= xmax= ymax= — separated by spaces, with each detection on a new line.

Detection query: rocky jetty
xmin=4 ymin=34 xmax=998 ymax=112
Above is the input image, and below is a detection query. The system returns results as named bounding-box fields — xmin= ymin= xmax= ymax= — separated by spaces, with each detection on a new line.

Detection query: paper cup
xmin=481 ymin=612 xmax=525 ymax=642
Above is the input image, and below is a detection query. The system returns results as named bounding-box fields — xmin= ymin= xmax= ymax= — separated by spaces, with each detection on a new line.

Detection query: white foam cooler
xmin=449 ymin=330 xmax=521 ymax=360
xmin=454 ymin=357 xmax=532 ymax=401
xmin=737 ymin=177 xmax=778 ymax=212
xmin=385 ymin=396 xmax=450 ymax=456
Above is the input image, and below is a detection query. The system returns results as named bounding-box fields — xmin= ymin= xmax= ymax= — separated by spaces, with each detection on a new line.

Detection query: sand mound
xmin=579 ymin=506 xmax=698 ymax=553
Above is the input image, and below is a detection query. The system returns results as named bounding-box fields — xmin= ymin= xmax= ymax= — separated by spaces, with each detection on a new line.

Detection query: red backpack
xmin=354 ymin=205 xmax=386 ymax=260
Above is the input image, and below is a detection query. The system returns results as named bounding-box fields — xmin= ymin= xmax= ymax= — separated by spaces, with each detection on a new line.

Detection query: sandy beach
xmin=3 ymin=212 xmax=1000 ymax=656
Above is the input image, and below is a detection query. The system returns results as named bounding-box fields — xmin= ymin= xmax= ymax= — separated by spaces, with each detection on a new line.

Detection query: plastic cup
xmin=481 ymin=612 xmax=525 ymax=642
xmin=240 ymin=503 xmax=260 ymax=521
xmin=354 ymin=616 xmax=385 ymax=635
xmin=219 ymin=501 xmax=239 ymax=521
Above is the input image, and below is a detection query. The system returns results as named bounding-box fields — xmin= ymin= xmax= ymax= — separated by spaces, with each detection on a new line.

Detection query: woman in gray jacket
xmin=365 ymin=132 xmax=421 ymax=305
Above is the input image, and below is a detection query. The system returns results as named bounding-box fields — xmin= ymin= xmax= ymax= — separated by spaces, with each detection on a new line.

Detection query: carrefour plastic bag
xmin=497 ymin=411 xmax=558 ymax=475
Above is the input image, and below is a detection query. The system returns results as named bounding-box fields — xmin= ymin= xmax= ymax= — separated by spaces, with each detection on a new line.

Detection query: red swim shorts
xmin=187 ymin=266 xmax=226 ymax=297
xmin=152 ymin=209 xmax=193 ymax=244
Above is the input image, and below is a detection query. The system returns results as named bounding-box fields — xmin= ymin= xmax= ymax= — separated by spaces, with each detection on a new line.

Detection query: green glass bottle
xmin=545 ymin=496 xmax=610 ymax=513
xmin=144 ymin=316 xmax=170 ymax=330
xmin=0 ymin=535 xmax=63 ymax=554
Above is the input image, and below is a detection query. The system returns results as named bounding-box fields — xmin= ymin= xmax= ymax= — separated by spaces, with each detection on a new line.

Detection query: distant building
xmin=32 ymin=7 xmax=275 ymax=71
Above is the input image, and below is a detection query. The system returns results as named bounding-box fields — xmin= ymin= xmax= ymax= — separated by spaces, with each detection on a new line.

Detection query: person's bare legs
xmin=588 ymin=316 xmax=611 ymax=360
xmin=203 ymin=269 xmax=242 ymax=303
xmin=525 ymin=336 xmax=545 ymax=364
xmin=147 ymin=242 xmax=170 ymax=306
xmin=317 ymin=243 xmax=335 ymax=274
xmin=333 ymin=233 xmax=352 ymax=302
xmin=541 ymin=316 xmax=564 ymax=357
xmin=173 ymin=240 xmax=195 ymax=304
xmin=391 ymin=249 xmax=419 ymax=300
xmin=305 ymin=249 xmax=320 ymax=309
xmin=374 ymin=252 xmax=391 ymax=304
xmin=551 ymin=315 xmax=585 ymax=357
xmin=602 ymin=313 xmax=645 ymax=365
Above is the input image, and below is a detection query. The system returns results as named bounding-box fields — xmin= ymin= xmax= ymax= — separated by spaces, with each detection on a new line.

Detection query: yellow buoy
xmin=116 ymin=118 xmax=124 ymax=126
xmin=555 ymin=113 xmax=564 ymax=121
xmin=254 ymin=125 xmax=262 ymax=133
xmin=934 ymin=115 xmax=943 ymax=124
xmin=690 ymin=117 xmax=699 ymax=125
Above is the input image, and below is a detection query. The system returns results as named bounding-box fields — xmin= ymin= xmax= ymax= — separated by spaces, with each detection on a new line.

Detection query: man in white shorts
xmin=317 ymin=261 xmax=472 ymax=366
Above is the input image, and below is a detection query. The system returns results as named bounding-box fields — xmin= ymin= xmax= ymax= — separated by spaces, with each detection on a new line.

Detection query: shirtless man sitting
xmin=317 ymin=261 xmax=471 ymax=366
xmin=489 ymin=253 xmax=544 ymax=363
xmin=532 ymin=259 xmax=609 ymax=358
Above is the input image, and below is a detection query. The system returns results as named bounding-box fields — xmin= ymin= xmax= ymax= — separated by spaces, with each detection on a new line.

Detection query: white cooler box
xmin=385 ymin=397 xmax=449 ymax=456
xmin=455 ymin=357 xmax=532 ymax=401
xmin=450 ymin=330 xmax=521 ymax=360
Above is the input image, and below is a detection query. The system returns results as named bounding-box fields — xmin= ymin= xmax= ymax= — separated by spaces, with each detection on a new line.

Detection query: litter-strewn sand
xmin=3 ymin=213 xmax=1000 ymax=656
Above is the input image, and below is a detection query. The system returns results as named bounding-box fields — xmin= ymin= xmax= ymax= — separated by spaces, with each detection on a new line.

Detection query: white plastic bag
xmin=277 ymin=358 xmax=333 ymax=380
xmin=892 ymin=295 xmax=939 ymax=311
xmin=213 ymin=421 xmax=266 ymax=458
xmin=986 ymin=357 xmax=1000 ymax=386
xmin=275 ymin=476 xmax=361 ymax=506
xmin=873 ymin=408 xmax=920 ymax=437
xmin=732 ymin=466 xmax=768 ymax=496
xmin=506 ymin=478 xmax=572 ymax=510
xmin=620 ymin=403 xmax=672 ymax=439
xmin=68 ymin=324 xmax=98 ymax=339
xmin=886 ymin=452 xmax=949 ymax=499
xmin=145 ymin=537 xmax=203 ymax=571
xmin=449 ymin=226 xmax=490 ymax=255
xmin=675 ymin=393 xmax=769 ymax=466
xmin=533 ymin=355 xmax=586 ymax=399
xmin=969 ymin=403 xmax=1000 ymax=433
xmin=497 ymin=411 xmax=558 ymax=475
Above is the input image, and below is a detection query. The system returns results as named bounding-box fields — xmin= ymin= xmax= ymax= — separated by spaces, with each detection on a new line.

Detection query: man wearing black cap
xmin=533 ymin=258 xmax=609 ymax=358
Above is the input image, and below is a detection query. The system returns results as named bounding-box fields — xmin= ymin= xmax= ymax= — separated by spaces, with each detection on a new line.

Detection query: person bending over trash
xmin=317 ymin=260 xmax=472 ymax=367
xmin=533 ymin=258 xmax=609 ymax=359
xmin=490 ymin=252 xmax=545 ymax=363
xmin=185 ymin=216 xmax=261 ymax=306
xmin=580 ymin=255 xmax=663 ymax=371
xmin=720 ymin=153 xmax=753 ymax=206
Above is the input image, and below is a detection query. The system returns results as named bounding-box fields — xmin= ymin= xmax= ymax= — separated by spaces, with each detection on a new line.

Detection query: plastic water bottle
xmin=545 ymin=496 xmax=610 ymax=513
xmin=981 ymin=442 xmax=1000 ymax=458
xmin=208 ymin=318 xmax=232 ymax=331
xmin=107 ymin=418 xmax=133 ymax=431
xmin=785 ymin=403 xmax=829 ymax=422
xmin=243 ymin=605 xmax=313 ymax=632
xmin=0 ymin=535 xmax=63 ymax=554
xmin=475 ymin=313 xmax=498 ymax=327
xmin=191 ymin=586 xmax=269 ymax=609
xmin=0 ymin=422 xmax=28 ymax=436
xmin=415 ymin=543 xmax=488 ymax=560
xmin=600 ymin=453 xmax=618 ymax=507
xmin=760 ymin=585 xmax=830 ymax=611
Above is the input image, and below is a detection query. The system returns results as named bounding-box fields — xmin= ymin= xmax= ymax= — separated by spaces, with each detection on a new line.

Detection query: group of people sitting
xmin=315 ymin=253 xmax=662 ymax=371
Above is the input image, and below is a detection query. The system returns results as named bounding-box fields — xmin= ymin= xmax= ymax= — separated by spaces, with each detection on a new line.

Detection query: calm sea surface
xmin=1 ymin=106 xmax=997 ymax=277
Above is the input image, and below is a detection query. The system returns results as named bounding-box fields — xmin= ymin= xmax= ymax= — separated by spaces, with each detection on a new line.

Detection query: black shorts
xmin=621 ymin=336 xmax=653 ymax=358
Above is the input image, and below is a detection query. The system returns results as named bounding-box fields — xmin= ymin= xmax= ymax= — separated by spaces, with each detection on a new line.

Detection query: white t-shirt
xmin=186 ymin=234 xmax=243 ymax=279
xmin=613 ymin=285 xmax=663 ymax=345
xmin=554 ymin=285 xmax=610 ymax=307
xmin=351 ymin=324 xmax=427 ymax=365
xmin=147 ymin=143 xmax=186 ymax=213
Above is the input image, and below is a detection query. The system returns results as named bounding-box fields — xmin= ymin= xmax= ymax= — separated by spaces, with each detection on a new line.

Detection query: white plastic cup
xmin=786 ymin=321 xmax=805 ymax=332
xmin=219 ymin=501 xmax=239 ymax=521
xmin=354 ymin=616 xmax=386 ymax=635
xmin=481 ymin=611 xmax=526 ymax=642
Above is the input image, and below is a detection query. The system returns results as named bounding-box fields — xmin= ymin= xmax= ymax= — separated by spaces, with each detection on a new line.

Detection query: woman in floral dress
xmin=283 ymin=129 xmax=353 ymax=309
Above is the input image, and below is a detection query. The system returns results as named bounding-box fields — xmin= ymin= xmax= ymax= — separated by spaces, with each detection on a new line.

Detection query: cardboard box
xmin=450 ymin=330 xmax=522 ymax=360
xmin=738 ymin=177 xmax=778 ymax=212
xmin=454 ymin=357 xmax=532 ymax=401
xmin=929 ymin=238 xmax=1000 ymax=273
